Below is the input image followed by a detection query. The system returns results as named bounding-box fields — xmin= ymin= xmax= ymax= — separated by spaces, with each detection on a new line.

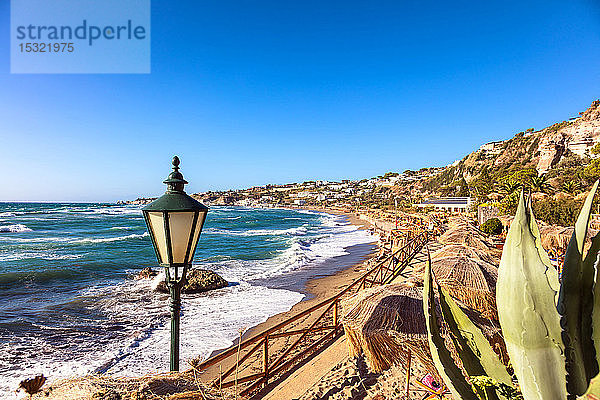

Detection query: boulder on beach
xmin=154 ymin=268 xmax=228 ymax=294
xmin=137 ymin=267 xmax=158 ymax=279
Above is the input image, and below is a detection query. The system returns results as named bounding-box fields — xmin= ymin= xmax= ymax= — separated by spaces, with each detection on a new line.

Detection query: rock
xmin=154 ymin=269 xmax=228 ymax=294
xmin=137 ymin=267 xmax=158 ymax=279
xmin=536 ymin=133 xmax=566 ymax=174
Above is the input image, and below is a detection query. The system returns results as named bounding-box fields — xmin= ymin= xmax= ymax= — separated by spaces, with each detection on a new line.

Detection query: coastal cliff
xmin=427 ymin=100 xmax=600 ymax=187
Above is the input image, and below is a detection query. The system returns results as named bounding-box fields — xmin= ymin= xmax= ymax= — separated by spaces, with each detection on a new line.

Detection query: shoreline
xmin=214 ymin=208 xmax=379 ymax=357
xmin=20 ymin=206 xmax=383 ymax=399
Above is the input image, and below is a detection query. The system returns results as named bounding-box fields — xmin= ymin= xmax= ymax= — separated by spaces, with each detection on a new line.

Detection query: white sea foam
xmin=0 ymin=212 xmax=16 ymax=217
xmin=204 ymin=226 xmax=308 ymax=237
xmin=204 ymin=212 xmax=377 ymax=282
xmin=0 ymin=208 xmax=377 ymax=397
xmin=0 ymin=236 xmax=74 ymax=243
xmin=1 ymin=280 xmax=304 ymax=395
xmin=0 ymin=252 xmax=83 ymax=262
xmin=71 ymin=232 xmax=149 ymax=244
xmin=0 ymin=224 xmax=32 ymax=233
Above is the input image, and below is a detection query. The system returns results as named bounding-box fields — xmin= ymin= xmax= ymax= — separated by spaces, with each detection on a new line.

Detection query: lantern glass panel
xmin=147 ymin=211 xmax=168 ymax=264
xmin=168 ymin=211 xmax=196 ymax=264
xmin=188 ymin=211 xmax=207 ymax=261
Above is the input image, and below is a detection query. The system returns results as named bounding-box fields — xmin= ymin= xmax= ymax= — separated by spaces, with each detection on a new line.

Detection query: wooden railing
xmin=193 ymin=230 xmax=429 ymax=398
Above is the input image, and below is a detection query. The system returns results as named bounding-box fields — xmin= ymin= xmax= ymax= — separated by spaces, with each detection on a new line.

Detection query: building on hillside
xmin=479 ymin=141 xmax=504 ymax=154
xmin=415 ymin=197 xmax=473 ymax=213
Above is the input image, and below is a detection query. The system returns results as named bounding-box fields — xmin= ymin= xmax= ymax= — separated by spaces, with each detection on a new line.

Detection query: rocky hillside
xmin=422 ymin=100 xmax=600 ymax=197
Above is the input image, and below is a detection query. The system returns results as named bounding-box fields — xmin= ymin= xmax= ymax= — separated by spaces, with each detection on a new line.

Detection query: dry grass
xmin=30 ymin=371 xmax=237 ymax=400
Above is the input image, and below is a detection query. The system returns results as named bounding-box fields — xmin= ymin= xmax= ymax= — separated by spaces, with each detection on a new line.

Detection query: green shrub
xmin=480 ymin=217 xmax=503 ymax=235
xmin=532 ymin=197 xmax=581 ymax=227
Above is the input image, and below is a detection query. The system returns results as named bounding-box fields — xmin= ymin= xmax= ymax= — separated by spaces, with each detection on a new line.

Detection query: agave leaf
xmin=593 ymin=233 xmax=600 ymax=379
xmin=583 ymin=233 xmax=600 ymax=383
xmin=578 ymin=373 xmax=600 ymax=399
xmin=423 ymin=258 xmax=478 ymax=400
xmin=527 ymin=196 xmax=560 ymax=293
xmin=497 ymin=192 xmax=566 ymax=400
xmin=559 ymin=181 xmax=599 ymax=395
xmin=439 ymin=287 xmax=512 ymax=392
xmin=438 ymin=286 xmax=511 ymax=400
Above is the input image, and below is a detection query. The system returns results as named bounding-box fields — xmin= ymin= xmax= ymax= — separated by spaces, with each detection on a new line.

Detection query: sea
xmin=0 ymin=202 xmax=377 ymax=398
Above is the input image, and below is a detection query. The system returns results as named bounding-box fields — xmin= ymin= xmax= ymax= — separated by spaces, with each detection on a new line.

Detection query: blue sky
xmin=1 ymin=0 xmax=600 ymax=202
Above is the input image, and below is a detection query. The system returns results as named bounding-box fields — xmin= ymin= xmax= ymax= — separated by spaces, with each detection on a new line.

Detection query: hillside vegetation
xmin=418 ymin=100 xmax=600 ymax=225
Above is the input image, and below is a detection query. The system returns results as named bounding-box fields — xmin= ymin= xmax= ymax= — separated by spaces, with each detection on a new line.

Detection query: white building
xmin=415 ymin=197 xmax=473 ymax=213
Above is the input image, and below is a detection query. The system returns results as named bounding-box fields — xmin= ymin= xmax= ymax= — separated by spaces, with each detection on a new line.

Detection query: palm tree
xmin=562 ymin=180 xmax=580 ymax=194
xmin=530 ymin=174 xmax=553 ymax=194
xmin=499 ymin=179 xmax=521 ymax=196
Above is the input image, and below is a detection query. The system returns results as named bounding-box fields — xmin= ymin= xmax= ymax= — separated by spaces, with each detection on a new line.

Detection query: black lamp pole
xmin=142 ymin=156 xmax=209 ymax=371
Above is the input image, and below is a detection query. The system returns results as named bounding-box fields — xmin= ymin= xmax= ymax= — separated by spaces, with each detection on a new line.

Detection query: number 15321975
xmin=19 ymin=43 xmax=74 ymax=52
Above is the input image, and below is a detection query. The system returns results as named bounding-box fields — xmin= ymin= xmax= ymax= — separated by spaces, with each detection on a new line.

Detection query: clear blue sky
xmin=1 ymin=0 xmax=600 ymax=202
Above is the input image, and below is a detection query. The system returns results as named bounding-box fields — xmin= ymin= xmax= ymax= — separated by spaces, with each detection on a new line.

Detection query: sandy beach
xmin=244 ymin=210 xmax=377 ymax=334
xmin=196 ymin=210 xmax=380 ymax=384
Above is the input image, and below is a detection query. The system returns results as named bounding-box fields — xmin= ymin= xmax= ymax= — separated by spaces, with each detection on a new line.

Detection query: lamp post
xmin=142 ymin=156 xmax=209 ymax=371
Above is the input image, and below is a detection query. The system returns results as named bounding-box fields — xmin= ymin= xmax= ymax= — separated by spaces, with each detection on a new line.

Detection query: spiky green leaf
xmin=592 ymin=234 xmax=600 ymax=378
xmin=438 ymin=286 xmax=512 ymax=400
xmin=578 ymin=373 xmax=600 ymax=399
xmin=423 ymin=258 xmax=478 ymax=400
xmin=497 ymin=192 xmax=566 ymax=400
xmin=583 ymin=233 xmax=600 ymax=385
xmin=527 ymin=196 xmax=560 ymax=292
xmin=559 ymin=181 xmax=599 ymax=395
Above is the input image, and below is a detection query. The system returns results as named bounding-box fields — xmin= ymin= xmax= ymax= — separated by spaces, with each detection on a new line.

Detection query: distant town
xmin=122 ymin=167 xmax=445 ymax=212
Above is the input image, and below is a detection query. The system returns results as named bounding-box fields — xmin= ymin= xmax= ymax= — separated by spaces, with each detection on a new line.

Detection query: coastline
xmin=21 ymin=206 xmax=382 ymax=399
xmin=206 ymin=208 xmax=379 ymax=364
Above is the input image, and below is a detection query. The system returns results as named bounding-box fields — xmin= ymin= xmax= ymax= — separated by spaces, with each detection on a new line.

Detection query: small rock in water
xmin=18 ymin=374 xmax=46 ymax=396
xmin=137 ymin=267 xmax=158 ymax=279
xmin=154 ymin=268 xmax=228 ymax=294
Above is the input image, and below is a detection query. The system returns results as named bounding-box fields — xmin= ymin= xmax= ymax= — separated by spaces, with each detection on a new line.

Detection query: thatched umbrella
xmin=341 ymin=283 xmax=504 ymax=375
xmin=341 ymin=283 xmax=432 ymax=373
xmin=432 ymin=244 xmax=497 ymax=265
xmin=439 ymin=228 xmax=493 ymax=252
xmin=413 ymin=255 xmax=498 ymax=320
xmin=539 ymin=225 xmax=571 ymax=256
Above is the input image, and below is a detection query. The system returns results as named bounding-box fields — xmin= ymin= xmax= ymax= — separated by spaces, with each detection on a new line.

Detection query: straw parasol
xmin=341 ymin=283 xmax=504 ymax=375
xmin=412 ymin=255 xmax=498 ymax=320
xmin=438 ymin=227 xmax=493 ymax=252
xmin=539 ymin=225 xmax=571 ymax=255
xmin=432 ymin=244 xmax=497 ymax=265
xmin=341 ymin=283 xmax=436 ymax=373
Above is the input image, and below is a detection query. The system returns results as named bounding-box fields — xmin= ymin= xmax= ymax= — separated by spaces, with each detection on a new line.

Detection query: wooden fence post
xmin=333 ymin=300 xmax=338 ymax=328
xmin=263 ymin=335 xmax=269 ymax=387
xmin=406 ymin=349 xmax=412 ymax=397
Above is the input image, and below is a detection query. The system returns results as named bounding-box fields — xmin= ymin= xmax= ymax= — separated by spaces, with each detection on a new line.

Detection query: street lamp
xmin=142 ymin=155 xmax=209 ymax=371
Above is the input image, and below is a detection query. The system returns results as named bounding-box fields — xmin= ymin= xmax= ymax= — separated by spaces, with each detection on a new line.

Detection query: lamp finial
xmin=164 ymin=155 xmax=188 ymax=192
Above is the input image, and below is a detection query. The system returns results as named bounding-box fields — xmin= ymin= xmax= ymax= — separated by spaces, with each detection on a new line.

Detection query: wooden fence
xmin=193 ymin=229 xmax=429 ymax=398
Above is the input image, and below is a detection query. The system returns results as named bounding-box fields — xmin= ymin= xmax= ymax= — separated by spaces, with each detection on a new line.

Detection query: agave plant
xmin=423 ymin=181 xmax=600 ymax=400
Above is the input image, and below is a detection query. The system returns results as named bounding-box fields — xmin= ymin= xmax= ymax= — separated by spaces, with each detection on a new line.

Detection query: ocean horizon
xmin=0 ymin=202 xmax=377 ymax=398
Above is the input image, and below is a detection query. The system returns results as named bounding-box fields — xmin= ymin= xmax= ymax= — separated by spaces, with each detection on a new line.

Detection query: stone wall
xmin=478 ymin=205 xmax=499 ymax=225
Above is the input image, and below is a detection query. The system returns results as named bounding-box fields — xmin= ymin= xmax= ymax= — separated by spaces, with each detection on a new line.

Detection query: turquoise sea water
xmin=0 ymin=203 xmax=376 ymax=398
